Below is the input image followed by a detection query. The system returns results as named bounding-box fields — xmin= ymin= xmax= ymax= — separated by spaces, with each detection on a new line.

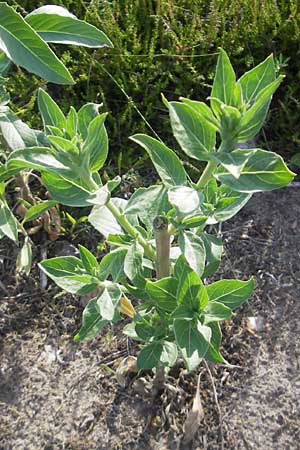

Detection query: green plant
xmin=5 ymin=49 xmax=294 ymax=373
xmin=0 ymin=2 xmax=111 ymax=272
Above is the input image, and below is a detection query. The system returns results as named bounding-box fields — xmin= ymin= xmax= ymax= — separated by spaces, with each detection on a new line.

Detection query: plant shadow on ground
xmin=0 ymin=188 xmax=300 ymax=450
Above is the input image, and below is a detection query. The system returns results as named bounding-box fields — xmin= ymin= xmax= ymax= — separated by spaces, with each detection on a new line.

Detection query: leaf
xmin=178 ymin=231 xmax=206 ymax=278
xmin=42 ymin=172 xmax=108 ymax=207
xmin=180 ymin=98 xmax=220 ymax=131
xmin=215 ymin=149 xmax=295 ymax=192
xmin=205 ymin=322 xmax=227 ymax=363
xmin=0 ymin=106 xmax=39 ymax=150
xmin=99 ymin=248 xmax=127 ymax=282
xmin=0 ymin=3 xmax=73 ymax=84
xmin=26 ymin=5 xmax=113 ymax=48
xmin=211 ymin=48 xmax=236 ymax=114
xmin=199 ymin=232 xmax=223 ymax=278
xmin=183 ymin=373 xmax=204 ymax=444
xmin=39 ymin=256 xmax=99 ymax=294
xmin=16 ymin=236 xmax=32 ymax=275
xmin=130 ymin=134 xmax=187 ymax=187
xmin=74 ymin=297 xmax=108 ymax=342
xmin=77 ymin=103 xmax=100 ymax=139
xmin=82 ymin=113 xmax=108 ymax=172
xmin=38 ymin=89 xmax=66 ymax=130
xmin=168 ymin=186 xmax=202 ymax=216
xmin=125 ymin=185 xmax=169 ymax=231
xmin=174 ymin=255 xmax=208 ymax=311
xmin=137 ymin=341 xmax=178 ymax=369
xmin=168 ymin=101 xmax=216 ymax=161
xmin=124 ymin=241 xmax=144 ymax=286
xmin=238 ymin=54 xmax=276 ymax=105
xmin=203 ymin=301 xmax=232 ymax=324
xmin=174 ymin=318 xmax=211 ymax=371
xmin=145 ymin=277 xmax=178 ymax=312
xmin=204 ymin=184 xmax=251 ymax=224
xmin=97 ymin=284 xmax=122 ymax=321
xmin=237 ymin=77 xmax=283 ymax=141
xmin=22 ymin=200 xmax=57 ymax=224
xmin=89 ymin=198 xmax=127 ymax=238
xmin=0 ymin=201 xmax=18 ymax=242
xmin=79 ymin=245 xmax=99 ymax=275
xmin=65 ymin=106 xmax=78 ymax=138
xmin=206 ymin=278 xmax=255 ymax=310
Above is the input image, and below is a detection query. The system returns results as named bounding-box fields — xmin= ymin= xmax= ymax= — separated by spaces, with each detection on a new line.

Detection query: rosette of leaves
xmin=0 ymin=3 xmax=112 ymax=273
xmin=6 ymin=49 xmax=294 ymax=371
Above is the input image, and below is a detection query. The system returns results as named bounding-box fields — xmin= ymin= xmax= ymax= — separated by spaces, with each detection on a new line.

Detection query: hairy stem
xmin=196 ymin=160 xmax=218 ymax=189
xmin=153 ymin=215 xmax=170 ymax=279
xmin=106 ymin=200 xmax=156 ymax=260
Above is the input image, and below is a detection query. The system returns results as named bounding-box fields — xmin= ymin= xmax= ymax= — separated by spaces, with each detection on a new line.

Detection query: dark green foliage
xmin=6 ymin=0 xmax=300 ymax=166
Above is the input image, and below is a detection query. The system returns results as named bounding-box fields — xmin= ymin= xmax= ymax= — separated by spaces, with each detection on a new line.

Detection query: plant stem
xmin=106 ymin=200 xmax=156 ymax=260
xmin=153 ymin=215 xmax=170 ymax=279
xmin=196 ymin=159 xmax=218 ymax=189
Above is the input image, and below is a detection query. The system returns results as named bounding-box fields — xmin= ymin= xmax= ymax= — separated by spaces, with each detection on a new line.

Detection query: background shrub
xmin=6 ymin=0 xmax=300 ymax=170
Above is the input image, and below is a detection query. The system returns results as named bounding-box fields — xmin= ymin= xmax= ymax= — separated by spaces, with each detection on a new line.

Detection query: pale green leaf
xmin=26 ymin=5 xmax=113 ymax=48
xmin=0 ymin=3 xmax=73 ymax=84
xmin=130 ymin=134 xmax=187 ymax=187
xmin=206 ymin=278 xmax=255 ymax=310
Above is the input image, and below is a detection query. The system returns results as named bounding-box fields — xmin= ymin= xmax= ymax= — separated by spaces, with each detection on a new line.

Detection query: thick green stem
xmin=153 ymin=215 xmax=170 ymax=279
xmin=196 ymin=160 xmax=218 ymax=189
xmin=106 ymin=200 xmax=156 ymax=260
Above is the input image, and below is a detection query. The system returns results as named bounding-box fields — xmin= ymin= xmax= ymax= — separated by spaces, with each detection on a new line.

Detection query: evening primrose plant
xmin=6 ymin=50 xmax=294 ymax=371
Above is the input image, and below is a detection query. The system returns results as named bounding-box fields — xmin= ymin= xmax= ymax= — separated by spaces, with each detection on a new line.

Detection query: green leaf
xmin=16 ymin=236 xmax=32 ymax=275
xmin=74 ymin=297 xmax=108 ymax=342
xmin=65 ymin=106 xmax=78 ymax=138
xmin=200 ymin=232 xmax=223 ymax=278
xmin=0 ymin=201 xmax=18 ymax=242
xmin=204 ymin=184 xmax=251 ymax=224
xmin=206 ymin=278 xmax=255 ymax=310
xmin=130 ymin=134 xmax=187 ymax=187
xmin=48 ymin=136 xmax=79 ymax=155
xmin=137 ymin=340 xmax=178 ymax=369
xmin=0 ymin=3 xmax=73 ymax=84
xmin=79 ymin=245 xmax=99 ymax=275
xmin=203 ymin=301 xmax=232 ymax=324
xmin=174 ymin=255 xmax=208 ymax=311
xmin=178 ymin=231 xmax=206 ymax=278
xmin=97 ymin=284 xmax=122 ymax=321
xmin=42 ymin=172 xmax=108 ymax=207
xmin=99 ymin=248 xmax=127 ymax=282
xmin=145 ymin=277 xmax=178 ymax=313
xmin=237 ymin=77 xmax=283 ymax=141
xmin=89 ymin=198 xmax=127 ymax=238
xmin=211 ymin=49 xmax=236 ymax=114
xmin=82 ymin=113 xmax=108 ymax=172
xmin=238 ymin=54 xmax=276 ymax=105
xmin=180 ymin=98 xmax=220 ymax=131
xmin=168 ymin=101 xmax=216 ymax=161
xmin=215 ymin=149 xmax=295 ymax=192
xmin=22 ymin=200 xmax=57 ymax=224
xmin=125 ymin=185 xmax=169 ymax=231
xmin=77 ymin=103 xmax=100 ymax=140
xmin=174 ymin=318 xmax=211 ymax=371
xmin=26 ymin=5 xmax=113 ymax=48
xmin=38 ymin=89 xmax=66 ymax=130
xmin=168 ymin=186 xmax=202 ymax=216
xmin=0 ymin=106 xmax=39 ymax=150
xmin=205 ymin=322 xmax=227 ymax=364
xmin=39 ymin=256 xmax=99 ymax=294
xmin=124 ymin=241 xmax=144 ymax=286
